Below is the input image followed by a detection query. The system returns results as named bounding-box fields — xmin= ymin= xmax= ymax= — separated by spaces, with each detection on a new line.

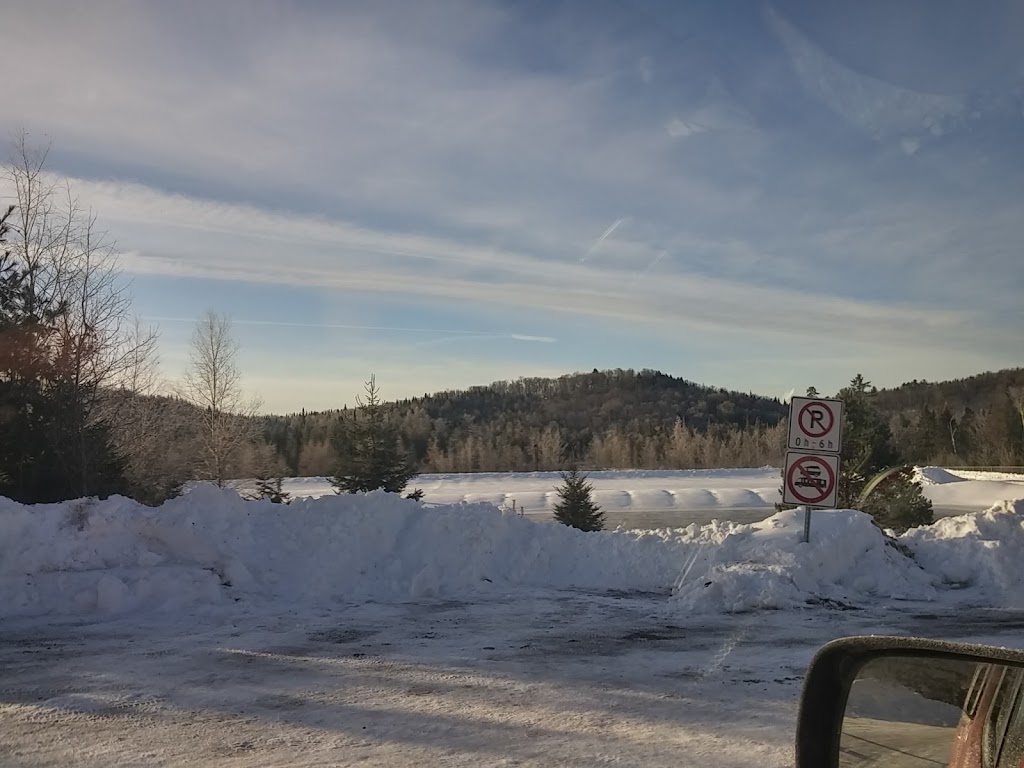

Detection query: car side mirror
xmin=796 ymin=637 xmax=1024 ymax=768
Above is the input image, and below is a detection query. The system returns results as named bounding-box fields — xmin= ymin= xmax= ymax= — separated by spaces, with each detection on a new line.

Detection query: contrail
xmin=628 ymin=250 xmax=668 ymax=286
xmin=580 ymin=217 xmax=626 ymax=262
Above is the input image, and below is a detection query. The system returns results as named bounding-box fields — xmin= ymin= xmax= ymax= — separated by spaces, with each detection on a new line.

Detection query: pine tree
xmin=331 ymin=375 xmax=418 ymax=494
xmin=861 ymin=467 xmax=933 ymax=534
xmin=837 ymin=375 xmax=901 ymax=507
xmin=253 ymin=476 xmax=290 ymax=504
xmin=838 ymin=375 xmax=932 ymax=531
xmin=2 ymin=204 xmax=127 ymax=502
xmin=553 ymin=468 xmax=605 ymax=531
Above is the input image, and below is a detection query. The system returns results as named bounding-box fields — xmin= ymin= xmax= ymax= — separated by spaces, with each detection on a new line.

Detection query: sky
xmin=2 ymin=0 xmax=1023 ymax=413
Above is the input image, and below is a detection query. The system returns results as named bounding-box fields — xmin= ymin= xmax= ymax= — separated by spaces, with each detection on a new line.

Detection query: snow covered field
xmin=270 ymin=466 xmax=1024 ymax=526
xmin=277 ymin=468 xmax=785 ymax=513
xmin=1 ymin=470 xmax=1023 ymax=767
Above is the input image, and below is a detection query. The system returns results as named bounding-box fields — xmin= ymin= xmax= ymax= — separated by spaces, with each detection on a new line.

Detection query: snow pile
xmin=8 ymin=489 xmax=1024 ymax=620
xmin=671 ymin=509 xmax=936 ymax=613
xmin=846 ymin=678 xmax=963 ymax=726
xmin=943 ymin=468 xmax=1024 ymax=483
xmin=0 ymin=491 xmax=933 ymax=619
xmin=914 ymin=466 xmax=1024 ymax=511
xmin=902 ymin=500 xmax=1024 ymax=604
xmin=0 ymin=488 xmax=700 ymax=619
xmin=914 ymin=466 xmax=967 ymax=485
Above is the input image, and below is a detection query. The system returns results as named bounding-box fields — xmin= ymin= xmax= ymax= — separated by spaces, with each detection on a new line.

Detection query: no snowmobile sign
xmin=783 ymin=451 xmax=840 ymax=509
xmin=787 ymin=396 xmax=843 ymax=453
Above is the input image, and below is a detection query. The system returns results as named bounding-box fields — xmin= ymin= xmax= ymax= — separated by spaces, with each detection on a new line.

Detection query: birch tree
xmin=180 ymin=311 xmax=262 ymax=487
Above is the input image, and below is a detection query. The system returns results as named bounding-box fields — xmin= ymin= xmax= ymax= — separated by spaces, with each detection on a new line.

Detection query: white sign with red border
xmin=783 ymin=451 xmax=840 ymax=508
xmin=787 ymin=396 xmax=843 ymax=453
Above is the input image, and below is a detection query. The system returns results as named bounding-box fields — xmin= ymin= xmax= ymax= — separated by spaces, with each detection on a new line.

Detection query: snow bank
xmin=902 ymin=500 xmax=1024 ymax=605
xmin=915 ymin=466 xmax=1024 ymax=511
xmin=0 ymin=487 xmax=961 ymax=620
xmin=846 ymin=678 xmax=963 ymax=726
xmin=252 ymin=467 xmax=1023 ymax=519
xmin=914 ymin=466 xmax=967 ymax=486
xmin=256 ymin=469 xmax=784 ymax=512
xmin=671 ymin=509 xmax=936 ymax=613
xmin=0 ymin=488 xmax=694 ymax=618
xmin=941 ymin=468 xmax=1024 ymax=483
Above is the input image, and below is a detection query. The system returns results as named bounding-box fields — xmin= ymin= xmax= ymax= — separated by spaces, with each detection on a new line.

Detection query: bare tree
xmin=103 ymin=317 xmax=195 ymax=502
xmin=3 ymin=133 xmax=159 ymax=498
xmin=180 ymin=311 xmax=262 ymax=487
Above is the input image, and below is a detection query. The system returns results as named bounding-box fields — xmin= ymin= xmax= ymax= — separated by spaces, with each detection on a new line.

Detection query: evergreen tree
xmin=252 ymin=476 xmax=290 ymax=503
xmin=553 ymin=468 xmax=605 ymax=531
xmin=1 ymin=153 xmax=131 ymax=503
xmin=837 ymin=375 xmax=932 ymax=531
xmin=836 ymin=375 xmax=900 ymax=507
xmin=3 ymin=204 xmax=129 ymax=502
xmin=861 ymin=467 xmax=933 ymax=534
xmin=913 ymin=405 xmax=941 ymax=462
xmin=331 ymin=375 xmax=417 ymax=494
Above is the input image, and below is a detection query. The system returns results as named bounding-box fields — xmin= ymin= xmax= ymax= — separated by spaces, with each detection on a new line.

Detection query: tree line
xmin=264 ymin=370 xmax=791 ymax=476
xmin=264 ymin=368 xmax=1023 ymax=477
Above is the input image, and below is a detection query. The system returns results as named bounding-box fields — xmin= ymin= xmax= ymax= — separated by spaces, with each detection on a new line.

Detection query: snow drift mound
xmin=914 ymin=466 xmax=967 ymax=486
xmin=902 ymin=500 xmax=1024 ymax=605
xmin=0 ymin=489 xmax=945 ymax=619
xmin=914 ymin=467 xmax=1024 ymax=511
xmin=0 ymin=488 xmax=695 ymax=618
xmin=671 ymin=509 xmax=936 ymax=613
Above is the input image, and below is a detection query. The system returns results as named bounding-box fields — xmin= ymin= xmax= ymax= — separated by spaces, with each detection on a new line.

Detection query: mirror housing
xmin=796 ymin=636 xmax=1024 ymax=768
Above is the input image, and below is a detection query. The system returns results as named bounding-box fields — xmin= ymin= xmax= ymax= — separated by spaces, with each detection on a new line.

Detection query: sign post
xmin=784 ymin=396 xmax=844 ymax=543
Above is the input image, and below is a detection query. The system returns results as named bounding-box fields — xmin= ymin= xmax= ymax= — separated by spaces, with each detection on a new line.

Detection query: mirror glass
xmin=840 ymin=655 xmax=1024 ymax=768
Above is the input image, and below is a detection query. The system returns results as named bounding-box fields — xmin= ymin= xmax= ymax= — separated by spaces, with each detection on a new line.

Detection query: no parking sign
xmin=788 ymin=397 xmax=843 ymax=452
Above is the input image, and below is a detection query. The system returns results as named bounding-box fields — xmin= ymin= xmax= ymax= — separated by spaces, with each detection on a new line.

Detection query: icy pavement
xmin=4 ymin=590 xmax=1024 ymax=768
xmin=3 ymin=485 xmax=1024 ymax=766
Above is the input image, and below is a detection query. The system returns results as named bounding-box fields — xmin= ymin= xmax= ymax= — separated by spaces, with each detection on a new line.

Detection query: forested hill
xmin=400 ymin=369 xmax=787 ymax=433
xmin=264 ymin=367 xmax=1024 ymax=475
xmin=871 ymin=367 xmax=1024 ymax=466
xmin=265 ymin=369 xmax=789 ymax=475
xmin=873 ymin=368 xmax=1024 ymax=414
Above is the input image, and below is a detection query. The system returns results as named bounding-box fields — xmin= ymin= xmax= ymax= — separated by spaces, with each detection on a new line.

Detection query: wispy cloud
xmin=767 ymin=6 xmax=966 ymax=143
xmin=144 ymin=315 xmax=538 ymax=338
xmin=80 ymin=176 xmax=1006 ymax=356
xmin=414 ymin=333 xmax=557 ymax=348
xmin=2 ymin=1 xmax=1022 ymax=407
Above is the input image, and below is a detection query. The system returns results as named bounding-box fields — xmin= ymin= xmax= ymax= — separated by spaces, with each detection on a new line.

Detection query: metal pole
xmin=802 ymin=506 xmax=812 ymax=543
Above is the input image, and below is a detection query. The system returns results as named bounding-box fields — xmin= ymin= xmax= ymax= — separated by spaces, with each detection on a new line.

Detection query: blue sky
xmin=4 ymin=0 xmax=1023 ymax=412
